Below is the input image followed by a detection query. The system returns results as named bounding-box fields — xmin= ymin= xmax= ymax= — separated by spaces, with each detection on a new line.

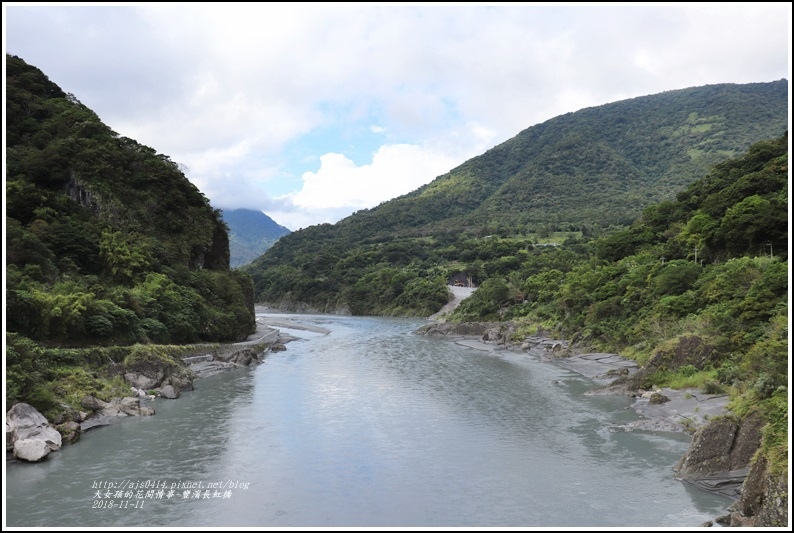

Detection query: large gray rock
xmin=414 ymin=321 xmax=492 ymax=337
xmin=730 ymin=455 xmax=789 ymax=527
xmin=13 ymin=438 xmax=51 ymax=462
xmin=123 ymin=372 xmax=161 ymax=390
xmin=674 ymin=413 xmax=763 ymax=497
xmin=86 ymin=397 xmax=155 ymax=418
xmin=156 ymin=385 xmax=180 ymax=399
xmin=648 ymin=392 xmax=671 ymax=404
xmin=117 ymin=397 xmax=155 ymax=416
xmin=57 ymin=421 xmax=82 ymax=444
xmin=81 ymin=395 xmax=103 ymax=411
xmin=6 ymin=403 xmax=63 ymax=462
xmin=168 ymin=370 xmax=194 ymax=392
xmin=80 ymin=416 xmax=118 ymax=432
xmin=215 ymin=346 xmax=258 ymax=365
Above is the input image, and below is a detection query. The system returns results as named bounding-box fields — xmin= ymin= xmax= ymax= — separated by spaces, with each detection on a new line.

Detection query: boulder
xmin=81 ymin=395 xmax=103 ymax=411
xmin=6 ymin=403 xmax=63 ymax=462
xmin=123 ymin=371 xmax=162 ymax=390
xmin=117 ymin=397 xmax=155 ymax=417
xmin=156 ymin=385 xmax=180 ymax=399
xmin=80 ymin=416 xmax=117 ymax=432
xmin=168 ymin=370 xmax=195 ymax=392
xmin=674 ymin=413 xmax=763 ymax=498
xmin=98 ymin=400 xmax=122 ymax=417
xmin=56 ymin=421 xmax=81 ymax=444
xmin=216 ymin=346 xmax=252 ymax=365
xmin=648 ymin=392 xmax=670 ymax=404
xmin=676 ymin=417 xmax=739 ymax=476
xmin=13 ymin=438 xmax=51 ymax=462
xmin=646 ymin=335 xmax=718 ymax=371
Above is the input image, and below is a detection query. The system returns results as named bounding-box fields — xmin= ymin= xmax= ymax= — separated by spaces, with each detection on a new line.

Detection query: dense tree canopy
xmin=5 ymin=54 xmax=255 ymax=348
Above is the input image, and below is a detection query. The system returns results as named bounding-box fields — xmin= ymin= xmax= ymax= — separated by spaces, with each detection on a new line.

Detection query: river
xmin=4 ymin=313 xmax=732 ymax=527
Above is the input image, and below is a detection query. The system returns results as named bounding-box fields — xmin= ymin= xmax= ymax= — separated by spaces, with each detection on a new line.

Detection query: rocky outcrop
xmin=648 ymin=392 xmax=670 ymax=404
xmin=79 ymin=395 xmax=155 ymax=426
xmin=185 ymin=341 xmax=281 ymax=379
xmin=156 ymin=384 xmax=180 ymax=399
xmin=215 ymin=346 xmax=262 ymax=366
xmin=122 ymin=364 xmax=196 ymax=396
xmin=123 ymin=371 xmax=161 ymax=391
xmin=415 ymin=321 xmax=494 ymax=337
xmin=6 ymin=403 xmax=63 ymax=462
xmin=646 ymin=335 xmax=718 ymax=370
xmin=674 ymin=413 xmax=763 ymax=498
xmin=617 ymin=335 xmax=721 ymax=391
xmin=728 ymin=456 xmax=789 ymax=527
xmin=415 ymin=320 xmax=548 ymax=352
xmin=56 ymin=421 xmax=81 ymax=444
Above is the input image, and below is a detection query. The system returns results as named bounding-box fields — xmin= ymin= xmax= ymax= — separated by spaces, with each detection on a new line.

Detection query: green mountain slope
xmin=445 ymin=134 xmax=788 ymax=518
xmin=244 ymin=80 xmax=788 ymax=313
xmin=5 ymin=54 xmax=256 ymax=348
xmin=220 ymin=208 xmax=290 ymax=268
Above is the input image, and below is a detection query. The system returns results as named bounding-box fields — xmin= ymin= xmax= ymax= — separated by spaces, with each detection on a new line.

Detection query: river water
xmin=5 ymin=314 xmax=731 ymax=527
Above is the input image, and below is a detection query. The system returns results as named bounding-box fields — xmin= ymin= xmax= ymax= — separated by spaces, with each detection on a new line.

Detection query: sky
xmin=3 ymin=3 xmax=792 ymax=230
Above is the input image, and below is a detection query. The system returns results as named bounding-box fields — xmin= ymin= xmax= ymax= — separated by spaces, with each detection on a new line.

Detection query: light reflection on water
xmin=5 ymin=314 xmax=732 ymax=527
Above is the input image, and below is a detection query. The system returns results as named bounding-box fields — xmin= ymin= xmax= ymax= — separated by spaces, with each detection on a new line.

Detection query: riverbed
xmin=5 ymin=313 xmax=732 ymax=527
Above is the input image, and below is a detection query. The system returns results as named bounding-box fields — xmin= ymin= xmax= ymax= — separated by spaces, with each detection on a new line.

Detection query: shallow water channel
xmin=5 ymin=314 xmax=732 ymax=527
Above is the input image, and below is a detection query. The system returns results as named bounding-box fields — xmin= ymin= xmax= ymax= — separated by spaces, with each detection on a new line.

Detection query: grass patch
xmin=759 ymin=389 xmax=788 ymax=475
xmin=637 ymin=367 xmax=721 ymax=391
xmin=620 ymin=344 xmax=653 ymax=366
xmin=661 ymin=368 xmax=719 ymax=390
xmin=50 ymin=366 xmax=129 ymax=408
xmin=122 ymin=343 xmax=194 ymax=368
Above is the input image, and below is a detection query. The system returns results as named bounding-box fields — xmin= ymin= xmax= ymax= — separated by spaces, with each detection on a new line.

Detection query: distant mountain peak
xmin=219 ymin=208 xmax=290 ymax=268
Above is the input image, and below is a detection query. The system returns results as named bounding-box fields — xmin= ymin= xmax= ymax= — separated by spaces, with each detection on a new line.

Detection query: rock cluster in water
xmin=6 ymin=403 xmax=63 ymax=462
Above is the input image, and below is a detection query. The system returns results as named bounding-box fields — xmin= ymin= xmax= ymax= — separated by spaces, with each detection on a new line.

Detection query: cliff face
xmin=674 ymin=414 xmax=763 ymax=498
xmin=730 ymin=456 xmax=789 ymax=527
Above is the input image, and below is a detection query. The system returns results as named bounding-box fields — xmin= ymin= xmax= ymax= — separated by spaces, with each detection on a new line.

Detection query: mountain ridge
xmin=245 ymin=79 xmax=788 ymax=312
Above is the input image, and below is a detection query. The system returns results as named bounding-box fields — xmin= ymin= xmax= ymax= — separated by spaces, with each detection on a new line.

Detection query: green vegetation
xmin=245 ymin=79 xmax=787 ymax=314
xmin=5 ymin=55 xmax=256 ymax=416
xmin=444 ymin=134 xmax=789 ymax=474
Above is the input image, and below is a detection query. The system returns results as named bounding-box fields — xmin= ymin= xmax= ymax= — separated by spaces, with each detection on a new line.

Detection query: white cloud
xmin=279 ymin=141 xmax=460 ymax=216
xmin=4 ymin=3 xmax=791 ymax=231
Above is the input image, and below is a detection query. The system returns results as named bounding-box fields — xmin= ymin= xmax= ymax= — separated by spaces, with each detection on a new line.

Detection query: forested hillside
xmin=448 ymin=133 xmax=789 ymax=501
xmin=244 ymin=80 xmax=788 ymax=314
xmin=5 ymin=55 xmax=256 ymax=413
